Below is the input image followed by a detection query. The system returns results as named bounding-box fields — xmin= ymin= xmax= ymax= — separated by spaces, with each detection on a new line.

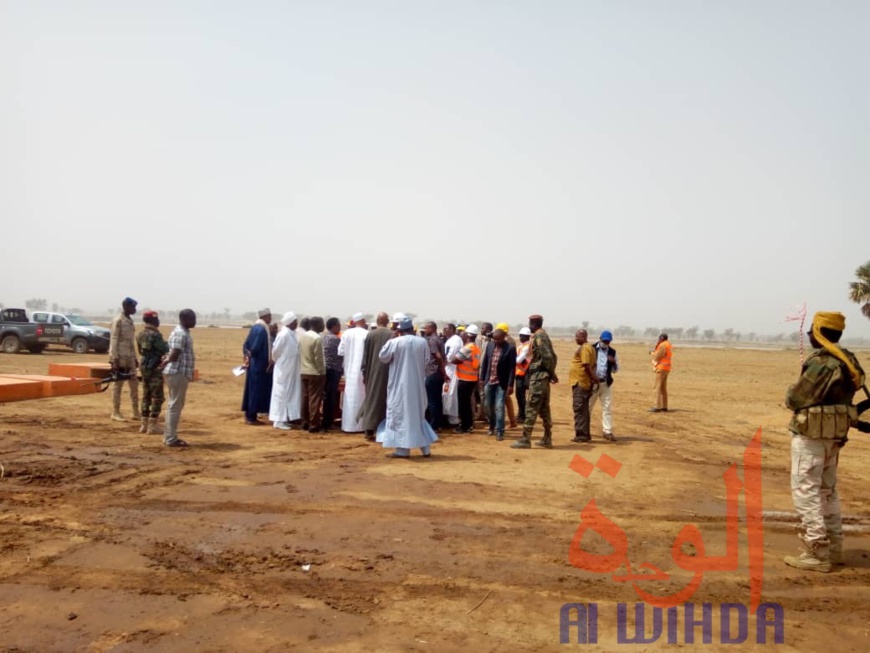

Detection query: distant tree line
xmin=7 ymin=297 xmax=862 ymax=344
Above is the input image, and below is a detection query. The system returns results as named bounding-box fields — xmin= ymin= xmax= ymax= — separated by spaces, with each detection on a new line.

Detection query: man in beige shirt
xmin=109 ymin=297 xmax=140 ymax=422
xmin=299 ymin=316 xmax=326 ymax=432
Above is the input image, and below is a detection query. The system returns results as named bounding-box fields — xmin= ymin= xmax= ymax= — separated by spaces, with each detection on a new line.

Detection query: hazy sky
xmin=3 ymin=1 xmax=869 ymax=335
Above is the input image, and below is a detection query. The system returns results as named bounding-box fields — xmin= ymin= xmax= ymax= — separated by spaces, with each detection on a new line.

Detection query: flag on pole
xmin=784 ymin=303 xmax=807 ymax=363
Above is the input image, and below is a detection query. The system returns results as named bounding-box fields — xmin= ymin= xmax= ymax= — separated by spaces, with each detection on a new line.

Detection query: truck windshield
xmin=67 ymin=315 xmax=95 ymax=326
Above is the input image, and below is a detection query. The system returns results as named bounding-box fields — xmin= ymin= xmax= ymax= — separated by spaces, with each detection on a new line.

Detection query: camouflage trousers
xmin=521 ymin=374 xmax=552 ymax=441
xmin=790 ymin=434 xmax=842 ymax=547
xmin=140 ymin=369 xmax=166 ymax=419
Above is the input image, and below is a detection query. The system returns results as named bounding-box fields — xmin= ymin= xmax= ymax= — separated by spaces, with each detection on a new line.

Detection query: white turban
xmin=257 ymin=308 xmax=271 ymax=318
xmin=352 ymin=312 xmax=364 ymax=322
xmin=280 ymin=311 xmax=297 ymax=326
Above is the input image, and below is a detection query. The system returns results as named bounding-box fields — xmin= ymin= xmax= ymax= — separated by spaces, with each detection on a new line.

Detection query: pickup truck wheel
xmin=72 ymin=338 xmax=89 ymax=354
xmin=1 ymin=335 xmax=22 ymax=354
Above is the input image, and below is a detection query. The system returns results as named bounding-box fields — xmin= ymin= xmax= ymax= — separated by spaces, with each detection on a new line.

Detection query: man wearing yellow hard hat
xmin=784 ymin=311 xmax=867 ymax=573
xmin=480 ymin=324 xmax=517 ymax=440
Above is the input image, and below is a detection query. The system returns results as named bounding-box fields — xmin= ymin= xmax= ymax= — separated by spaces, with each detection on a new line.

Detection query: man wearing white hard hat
xmin=269 ymin=312 xmax=301 ymax=430
xmin=441 ymin=322 xmax=463 ymax=428
xmin=515 ymin=327 xmax=533 ymax=422
xmin=449 ymin=324 xmax=482 ymax=433
xmin=337 ymin=312 xmax=368 ymax=432
xmin=376 ymin=316 xmax=439 ymax=458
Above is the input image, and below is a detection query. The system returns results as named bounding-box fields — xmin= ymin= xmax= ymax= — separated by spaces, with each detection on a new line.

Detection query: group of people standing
xmin=107 ymin=299 xmax=673 ymax=455
xmin=241 ymin=310 xmax=437 ymax=457
xmin=106 ymin=298 xmax=870 ymax=574
xmin=107 ymin=297 xmax=198 ymax=448
xmin=241 ymin=310 xmax=394 ymax=437
xmin=239 ymin=310 xmax=633 ymax=454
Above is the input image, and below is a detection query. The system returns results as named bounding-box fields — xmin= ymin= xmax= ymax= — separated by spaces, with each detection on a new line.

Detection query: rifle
xmin=854 ymin=384 xmax=870 ymax=433
xmin=96 ymin=370 xmax=135 ymax=393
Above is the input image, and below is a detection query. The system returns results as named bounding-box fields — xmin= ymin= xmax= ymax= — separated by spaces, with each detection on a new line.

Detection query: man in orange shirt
xmin=650 ymin=333 xmax=672 ymax=412
xmin=450 ymin=324 xmax=481 ymax=433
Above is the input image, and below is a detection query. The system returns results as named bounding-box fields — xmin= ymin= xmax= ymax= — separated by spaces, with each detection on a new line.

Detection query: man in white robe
xmin=269 ymin=312 xmax=301 ymax=430
xmin=377 ymin=317 xmax=439 ymax=458
xmin=441 ymin=322 xmax=464 ymax=427
xmin=337 ymin=312 xmax=368 ymax=432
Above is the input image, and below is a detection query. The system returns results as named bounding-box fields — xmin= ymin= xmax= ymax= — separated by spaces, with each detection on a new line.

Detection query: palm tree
xmin=849 ymin=260 xmax=870 ymax=319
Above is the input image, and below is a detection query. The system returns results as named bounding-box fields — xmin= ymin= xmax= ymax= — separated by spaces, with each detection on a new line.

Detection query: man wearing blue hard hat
xmin=588 ymin=330 xmax=619 ymax=442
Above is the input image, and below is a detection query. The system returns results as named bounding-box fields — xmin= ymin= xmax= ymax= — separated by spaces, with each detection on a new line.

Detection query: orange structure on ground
xmin=47 ymin=362 xmax=113 ymax=379
xmin=0 ymin=374 xmax=101 ymax=403
xmin=48 ymin=363 xmax=198 ymax=381
xmin=1 ymin=375 xmax=100 ymax=399
xmin=0 ymin=376 xmax=45 ymax=403
xmin=0 ymin=363 xmax=199 ymax=403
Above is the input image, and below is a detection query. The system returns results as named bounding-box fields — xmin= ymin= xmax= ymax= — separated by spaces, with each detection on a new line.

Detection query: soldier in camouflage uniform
xmin=512 ymin=314 xmax=559 ymax=449
xmin=136 ymin=310 xmax=170 ymax=434
xmin=783 ymin=311 xmax=866 ymax=573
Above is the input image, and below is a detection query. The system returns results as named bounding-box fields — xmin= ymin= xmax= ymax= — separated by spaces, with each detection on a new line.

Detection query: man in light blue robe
xmin=376 ymin=317 xmax=439 ymax=458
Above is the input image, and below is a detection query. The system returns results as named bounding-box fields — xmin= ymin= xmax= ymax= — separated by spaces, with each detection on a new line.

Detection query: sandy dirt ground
xmin=2 ymin=329 xmax=870 ymax=652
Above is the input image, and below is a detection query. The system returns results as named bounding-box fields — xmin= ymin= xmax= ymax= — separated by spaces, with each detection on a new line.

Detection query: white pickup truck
xmin=30 ymin=312 xmax=111 ymax=354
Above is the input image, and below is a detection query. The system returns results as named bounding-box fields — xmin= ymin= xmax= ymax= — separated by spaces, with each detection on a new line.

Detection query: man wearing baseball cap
xmin=109 ymin=297 xmax=140 ymax=422
xmin=588 ymin=330 xmax=619 ymax=442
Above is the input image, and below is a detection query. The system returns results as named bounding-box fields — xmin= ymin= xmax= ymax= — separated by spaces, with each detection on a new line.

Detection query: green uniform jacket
xmin=786 ymin=348 xmax=864 ymax=434
xmin=136 ymin=326 xmax=169 ymax=373
xmin=528 ymin=329 xmax=557 ymax=380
